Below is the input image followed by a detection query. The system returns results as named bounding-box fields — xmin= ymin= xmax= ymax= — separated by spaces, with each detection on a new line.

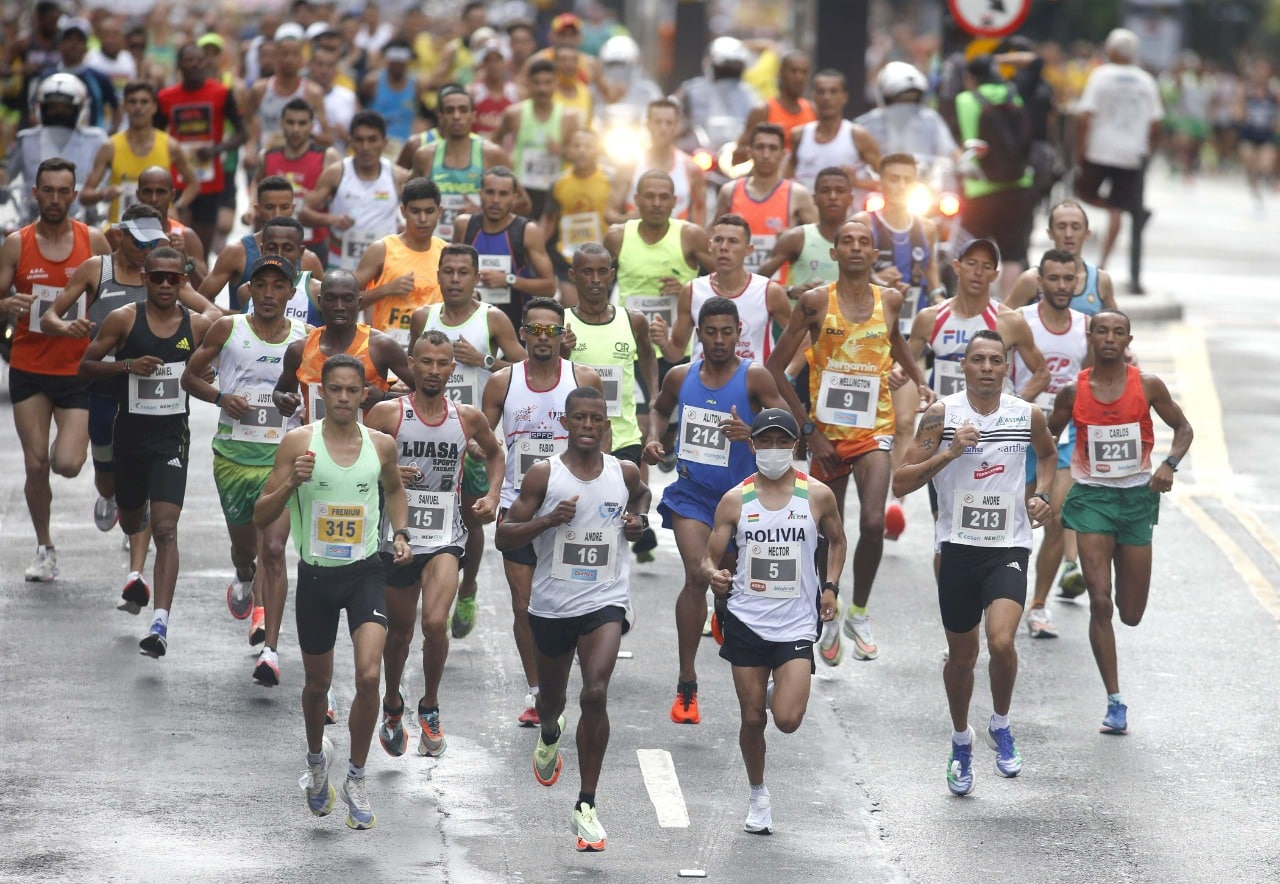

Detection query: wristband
xmin=1033 ymin=492 xmax=1050 ymax=505
xmin=393 ymin=528 xmax=411 ymax=543
xmin=123 ymin=359 xmax=132 ymax=374
xmin=821 ymin=581 xmax=839 ymax=595
xmin=1163 ymin=455 xmax=1180 ymax=472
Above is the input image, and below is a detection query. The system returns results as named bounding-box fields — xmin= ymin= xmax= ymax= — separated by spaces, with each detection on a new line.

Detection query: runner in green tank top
xmin=758 ymin=166 xmax=853 ymax=301
xmin=491 ymin=59 xmax=580 ymax=217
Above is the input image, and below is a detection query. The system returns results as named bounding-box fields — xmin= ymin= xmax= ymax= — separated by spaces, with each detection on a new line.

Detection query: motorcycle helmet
xmin=600 ymin=35 xmax=640 ymax=67
xmin=34 ymin=73 xmax=89 ymax=128
xmin=708 ymin=36 xmax=750 ymax=70
xmin=876 ymin=61 xmax=928 ymax=105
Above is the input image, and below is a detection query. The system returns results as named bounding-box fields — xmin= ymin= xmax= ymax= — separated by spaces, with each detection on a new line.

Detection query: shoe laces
xmin=991 ymin=726 xmax=1016 ymax=757
xmin=345 ymin=776 xmax=371 ymax=811
xmin=302 ymin=756 xmax=328 ymax=790
xmin=423 ymin=710 xmax=441 ymax=735
xmin=677 ymin=684 xmax=696 ymax=707
xmin=951 ymin=740 xmax=972 ymax=771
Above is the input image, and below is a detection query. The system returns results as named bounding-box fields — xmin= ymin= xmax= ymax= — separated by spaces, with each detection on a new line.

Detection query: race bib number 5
xmin=746 ymin=540 xmax=801 ymax=598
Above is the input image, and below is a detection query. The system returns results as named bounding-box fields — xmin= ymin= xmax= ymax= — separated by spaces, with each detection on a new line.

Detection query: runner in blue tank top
xmin=1005 ymin=200 xmax=1118 ymax=316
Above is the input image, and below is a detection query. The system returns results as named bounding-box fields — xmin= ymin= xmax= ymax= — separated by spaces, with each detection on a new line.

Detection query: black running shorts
xmin=114 ymin=439 xmax=190 ymax=511
xmin=380 ymin=546 xmax=465 ymax=589
xmin=936 ymin=542 xmax=1029 ymax=633
xmin=295 ymin=555 xmax=388 ymax=655
xmin=718 ymin=607 xmax=816 ymax=674
xmin=9 ymin=366 xmax=89 ymax=409
xmin=497 ymin=507 xmax=537 ymax=566
xmin=528 ymin=605 xmax=627 ymax=658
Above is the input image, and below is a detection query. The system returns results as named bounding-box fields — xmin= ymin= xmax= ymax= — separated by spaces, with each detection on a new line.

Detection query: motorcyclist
xmin=676 ymin=36 xmax=759 ymax=150
xmin=595 ymin=35 xmax=663 ymax=130
xmin=855 ymin=61 xmax=959 ymax=165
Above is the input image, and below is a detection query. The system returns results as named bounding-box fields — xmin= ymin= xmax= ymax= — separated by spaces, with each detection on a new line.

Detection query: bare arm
xmin=1000 ymin=310 xmax=1049 ymax=402
xmin=1004 ymin=268 xmax=1040 ymax=310
xmin=493 ymin=459 xmax=555 ymax=550
xmin=763 ymin=285 xmax=823 ymax=424
xmin=756 ymin=227 xmax=806 ymax=291
xmin=271 ymin=338 xmax=306 ymax=417
xmin=515 ymin=224 xmax=558 ymax=298
xmin=170 ymin=143 xmax=200 ymax=210
xmin=630 ymin=309 xmax=658 ymax=444
xmin=488 ymin=309 xmax=528 ymax=366
xmin=1046 ymin=383 xmax=1076 ymax=438
xmin=42 ymin=258 xmax=100 ymax=338
xmin=891 ymin=403 xmax=954 ymax=497
xmin=746 ymin=362 xmax=789 ymax=413
xmin=641 ymin=363 xmax=689 ymax=464
xmin=1144 ymin=373 xmax=1193 ymax=494
xmin=685 ymin=157 xmax=707 ymax=228
xmin=702 ymin=489 xmax=742 ymax=593
xmin=79 ymin=140 xmax=116 ymax=204
xmin=460 ymin=404 xmax=505 ymax=518
xmin=253 ymin=427 xmax=312 ymax=527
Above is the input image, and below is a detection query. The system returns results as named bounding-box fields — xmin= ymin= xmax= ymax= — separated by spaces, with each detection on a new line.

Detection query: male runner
xmin=1005 ymin=200 xmax=1119 ymax=316
xmin=608 ymin=99 xmax=707 ymax=225
xmin=703 ymin=409 xmax=845 ymax=833
xmin=132 ymin=166 xmax=208 ymax=285
xmin=496 ymin=385 xmax=650 ymax=852
xmin=784 ymin=70 xmax=881 ymax=193
xmin=541 ymin=129 xmax=610 ymax=302
xmin=490 ymin=59 xmax=579 ymax=220
xmin=79 ymin=247 xmax=212 ymax=656
xmin=232 ymin=218 xmax=322 ymax=326
xmin=894 ymin=329 xmax=1057 ymax=796
xmin=366 ymin=331 xmax=504 ymax=758
xmin=758 ymin=166 xmax=851 ymax=302
xmin=254 ymin=97 xmax=342 ymax=263
xmin=254 ymin=353 xmax=412 ymax=830
xmin=732 ymin=49 xmax=816 ymax=162
xmin=644 ymin=297 xmax=788 ymax=723
xmin=243 ymin=23 xmax=328 ymax=169
xmin=1048 ymin=310 xmax=1193 ymax=735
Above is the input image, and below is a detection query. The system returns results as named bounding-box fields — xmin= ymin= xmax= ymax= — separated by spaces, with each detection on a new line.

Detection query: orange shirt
xmin=297 ymin=323 xmax=390 ymax=423
xmin=11 ymin=220 xmax=95 ymax=376
xmin=368 ymin=234 xmax=445 ymax=345
xmin=728 ymin=177 xmax=793 ymax=278
xmin=807 ymin=284 xmax=895 ymax=444
xmin=766 ymin=97 xmax=816 ymax=149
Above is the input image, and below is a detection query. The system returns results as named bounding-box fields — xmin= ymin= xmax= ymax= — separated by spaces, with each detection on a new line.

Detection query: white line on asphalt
xmin=636 ymin=748 xmax=690 ymax=828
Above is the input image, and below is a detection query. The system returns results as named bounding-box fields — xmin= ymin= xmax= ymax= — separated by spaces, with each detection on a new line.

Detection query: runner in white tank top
xmin=381 ymin=395 xmax=469 ymax=554
xmin=926 ymin=300 xmax=999 ymax=396
xmin=246 ymin=270 xmax=315 ymax=325
xmin=627 ymin=151 xmax=693 ymax=220
xmin=497 ymin=357 xmax=584 ymax=508
xmin=257 ymin=77 xmax=307 ymax=147
xmin=422 ymin=302 xmax=493 ymax=406
xmin=792 ymin=120 xmax=860 ymax=192
xmin=689 ymin=272 xmax=774 ymax=364
xmin=330 ymin=157 xmax=401 ymax=271
xmin=1013 ymin=303 xmax=1089 ymax=412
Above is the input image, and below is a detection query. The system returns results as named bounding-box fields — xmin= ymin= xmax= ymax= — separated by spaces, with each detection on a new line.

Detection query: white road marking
xmin=636 ymin=748 xmax=690 ymax=828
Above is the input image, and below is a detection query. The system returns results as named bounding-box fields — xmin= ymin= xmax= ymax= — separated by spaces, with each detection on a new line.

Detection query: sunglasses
xmin=129 ymin=234 xmax=169 ymax=249
xmin=521 ymin=322 xmax=565 ymax=337
xmin=147 ymin=270 xmax=184 ymax=286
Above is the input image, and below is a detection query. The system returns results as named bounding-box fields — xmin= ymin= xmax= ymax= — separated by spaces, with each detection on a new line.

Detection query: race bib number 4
xmin=31 ymin=284 xmax=84 ymax=335
xmin=515 ymin=436 xmax=567 ymax=488
xmin=399 ymin=489 xmax=455 ymax=546
xmin=949 ymin=490 xmax=1014 ymax=546
xmin=815 ymin=371 xmax=879 ymax=429
xmin=311 ymin=501 xmax=366 ymax=561
xmin=128 ymin=362 xmax=187 ymax=415
xmin=933 ymin=359 xmax=965 ymax=396
xmin=1087 ymin=422 xmax=1141 ymax=478
xmin=231 ymin=390 xmax=287 ymax=443
xmin=746 ymin=540 xmax=801 ymax=598
xmin=478 ymin=254 xmax=512 ymax=305
xmin=550 ymin=525 xmax=618 ymax=583
xmin=679 ymin=406 xmax=731 ymax=468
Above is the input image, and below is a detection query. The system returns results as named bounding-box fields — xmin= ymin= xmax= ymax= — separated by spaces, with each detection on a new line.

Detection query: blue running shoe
xmin=299 ymin=735 xmax=335 ymax=817
xmin=139 ymin=620 xmax=168 ymax=658
xmin=1100 ymin=701 xmax=1128 ymax=735
xmin=985 ymin=724 xmax=1023 ymax=777
xmin=947 ymin=728 xmax=975 ymax=796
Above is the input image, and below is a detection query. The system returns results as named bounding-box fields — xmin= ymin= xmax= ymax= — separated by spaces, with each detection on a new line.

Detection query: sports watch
xmin=482 ymin=354 xmax=496 ymax=370
xmin=505 ymin=272 xmax=517 ymax=287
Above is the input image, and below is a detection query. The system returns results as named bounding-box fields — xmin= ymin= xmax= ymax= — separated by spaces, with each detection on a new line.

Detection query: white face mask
xmin=754 ymin=447 xmax=793 ymax=479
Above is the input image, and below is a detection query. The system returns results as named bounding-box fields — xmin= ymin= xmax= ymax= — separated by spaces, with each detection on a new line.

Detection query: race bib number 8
xmin=949 ymin=490 xmax=1014 ymax=546
xmin=128 ymin=362 xmax=187 ymax=415
xmin=1087 ymin=422 xmax=1141 ymax=477
xmin=933 ymin=359 xmax=965 ymax=396
xmin=399 ymin=489 xmax=455 ymax=545
xmin=312 ymin=502 xmax=366 ymax=560
xmin=679 ymin=406 xmax=731 ymax=467
xmin=816 ymin=371 xmax=879 ymax=428
xmin=746 ymin=541 xmax=801 ymax=597
xmin=231 ymin=390 xmax=287 ymax=443
xmin=551 ymin=525 xmax=618 ymax=582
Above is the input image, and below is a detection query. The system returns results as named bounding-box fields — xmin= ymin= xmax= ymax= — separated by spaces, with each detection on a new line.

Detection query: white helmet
xmin=600 ymin=35 xmax=640 ymax=67
xmin=708 ymin=36 xmax=750 ymax=68
xmin=877 ymin=61 xmax=928 ymax=105
xmin=34 ymin=73 xmax=89 ymax=127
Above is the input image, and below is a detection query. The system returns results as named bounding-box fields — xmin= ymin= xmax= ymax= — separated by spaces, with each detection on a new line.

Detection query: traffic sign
xmin=948 ymin=0 xmax=1032 ymax=38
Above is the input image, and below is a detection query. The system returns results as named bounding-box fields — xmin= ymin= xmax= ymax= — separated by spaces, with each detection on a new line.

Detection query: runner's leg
xmin=575 ymin=620 xmax=622 ymax=796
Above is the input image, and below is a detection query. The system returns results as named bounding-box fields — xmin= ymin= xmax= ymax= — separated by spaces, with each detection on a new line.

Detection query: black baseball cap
xmin=249 ymin=255 xmax=295 ymax=281
xmin=751 ymin=408 xmax=800 ymax=439
xmin=956 ymin=237 xmax=1001 ymax=266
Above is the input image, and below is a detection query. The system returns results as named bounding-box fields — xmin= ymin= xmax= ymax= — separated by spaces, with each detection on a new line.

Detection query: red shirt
xmin=158 ymin=78 xmax=236 ymax=194
xmin=11 ymin=221 xmax=95 ymax=376
xmin=262 ymin=144 xmax=329 ymax=246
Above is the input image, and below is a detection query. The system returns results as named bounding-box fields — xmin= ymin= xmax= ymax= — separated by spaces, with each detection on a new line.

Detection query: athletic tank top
xmin=430 ymin=134 xmax=485 ymax=241
xmin=288 ymin=419 xmax=382 ymax=567
xmin=1070 ymin=365 xmax=1154 ymax=488
xmin=690 ymin=273 xmax=773 ymax=364
xmin=423 ymin=302 xmax=493 ymax=406
xmin=728 ymin=472 xmax=822 ymax=643
xmin=369 ymin=70 xmax=417 ymax=143
xmin=384 ymin=395 xmax=468 ymax=554
xmin=472 ymin=80 xmax=519 ymax=136
xmin=157 ymin=78 xmax=230 ymax=194
xmin=113 ymin=303 xmax=194 ymax=449
xmin=108 ymin=130 xmax=172 ymax=222
xmin=369 ymin=234 xmax=446 ymax=346
xmin=568 ymin=306 xmax=641 ymax=449
xmin=530 ymin=454 xmax=630 ymax=618
xmin=869 ymin=211 xmax=930 ymax=335
xmin=672 ymin=358 xmax=756 ymax=496
xmin=766 ymin=97 xmax=817 ymax=149
xmin=464 ymin=214 xmax=531 ymax=330
xmin=552 ymin=79 xmax=592 ymax=121
xmin=231 ymin=233 xmax=262 ymax=308
xmin=263 ymin=144 xmax=329 ymax=244
xmin=729 ymin=178 xmax=793 ymax=278
xmin=550 ymin=167 xmax=610 ymax=261
xmin=213 ymin=314 xmax=307 ymax=464
xmin=500 ymin=358 xmax=582 ymax=507
xmin=1013 ymin=304 xmax=1088 ymax=413
xmin=806 ymin=285 xmax=895 ymax=441
xmin=512 ymin=101 xmax=565 ymax=192
xmin=329 ymin=157 xmax=400 ymax=271
xmin=793 ymin=120 xmax=859 ymax=192
xmin=615 ymin=219 xmax=696 ymax=324
xmin=246 ymin=271 xmax=315 ymax=325
xmin=87 ymin=254 xmax=148 ymax=395
xmin=257 ymin=77 xmax=307 ymax=144
xmin=787 ymin=224 xmax=839 ymax=290
xmin=933 ymin=391 xmax=1035 ymax=551
xmin=626 ymin=151 xmax=693 ymax=220
xmin=297 ymin=324 xmax=390 ymax=423
xmin=1244 ymin=90 xmax=1279 ymax=131
xmin=927 ymin=299 xmax=999 ymax=396
xmin=11 ymin=220 xmax=95 ymax=376
xmin=1069 ymin=261 xmax=1103 ymax=316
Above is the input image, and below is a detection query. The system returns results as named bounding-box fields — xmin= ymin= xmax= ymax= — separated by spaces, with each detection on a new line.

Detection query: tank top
xmin=429 ymin=134 xmax=485 ymax=241
xmin=108 ymin=130 xmax=173 ymax=223
xmin=472 ymin=80 xmax=520 ymax=136
xmin=626 ymin=150 xmax=693 ymax=220
xmin=932 ymin=391 xmax=1035 ymax=552
xmin=728 ymin=178 xmax=793 ymax=278
xmin=766 ymin=97 xmax=817 ymax=149
xmin=230 ymin=233 xmax=261 ymax=310
xmin=728 ymin=471 xmax=822 ymax=643
xmin=1013 ymin=304 xmax=1088 ymax=413
xmin=384 ymin=395 xmax=468 ymax=554
xmin=927 ymin=299 xmax=999 ymax=396
xmin=793 ymin=120 xmax=860 ymax=192
xmin=672 ymin=358 xmax=756 ymax=497
xmin=369 ymin=234 xmax=446 ymax=346
xmin=1069 ymin=261 xmax=1103 ymax=316
xmin=87 ymin=254 xmax=148 ymax=395
xmin=157 ymin=78 xmax=230 ymax=194
xmin=1244 ymin=90 xmax=1279 ymax=131
xmin=869 ymin=211 xmax=930 ymax=335
xmin=512 ymin=101 xmax=565 ymax=192
xmin=568 ymin=306 xmax=641 ymax=449
xmin=213 ymin=314 xmax=307 ymax=464
xmin=257 ymin=76 xmax=307 ymax=145
xmin=500 ymin=358 xmax=582 ymax=507
xmin=263 ymin=144 xmax=329 ymax=244
xmin=690 ymin=273 xmax=773 ymax=364
xmin=329 ymin=157 xmax=400 ymax=271
xmin=297 ymin=324 xmax=390 ymax=423
xmin=369 ymin=70 xmax=417 ymax=143
xmin=550 ymin=167 xmax=610 ymax=261
xmin=530 ymin=454 xmax=630 ymax=618
xmin=423 ymin=302 xmax=493 ymax=406
xmin=288 ymin=420 xmax=383 ymax=567
xmin=787 ymin=224 xmax=839 ymax=290
xmin=11 ymin=220 xmax=95 ymax=376
xmin=463 ymin=214 xmax=531 ymax=330
xmin=112 ymin=303 xmax=194 ymax=450
xmin=615 ymin=219 xmax=696 ymax=326
xmin=552 ymin=79 xmax=592 ymax=121
xmin=807 ymin=285 xmax=895 ymax=441
xmin=1070 ymin=365 xmax=1155 ymax=489
xmin=245 ymin=271 xmax=315 ymax=325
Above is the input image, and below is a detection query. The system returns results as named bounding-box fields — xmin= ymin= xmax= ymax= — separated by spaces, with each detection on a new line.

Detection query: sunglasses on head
xmin=521 ymin=322 xmax=565 ymax=337
xmin=147 ymin=270 xmax=184 ymax=286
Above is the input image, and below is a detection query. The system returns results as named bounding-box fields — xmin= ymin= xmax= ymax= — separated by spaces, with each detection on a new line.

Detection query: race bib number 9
xmin=128 ymin=361 xmax=187 ymax=415
xmin=949 ymin=490 xmax=1013 ymax=546
xmin=679 ymin=406 xmax=731 ymax=468
xmin=746 ymin=540 xmax=801 ymax=598
xmin=551 ymin=525 xmax=618 ymax=583
xmin=231 ymin=389 xmax=287 ymax=443
xmin=816 ymin=371 xmax=879 ymax=428
xmin=399 ymin=489 xmax=455 ymax=546
xmin=311 ymin=501 xmax=366 ymax=560
xmin=933 ymin=359 xmax=965 ymax=396
xmin=1087 ymin=422 xmax=1141 ymax=477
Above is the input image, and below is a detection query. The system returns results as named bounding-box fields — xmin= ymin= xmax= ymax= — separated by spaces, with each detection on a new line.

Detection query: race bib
xmin=445 ymin=364 xmax=480 ymax=405
xmin=550 ymin=523 xmax=618 ymax=583
xmin=1087 ymin=422 xmax=1141 ymax=478
xmin=293 ymin=195 xmax=314 ymax=242
xmin=478 ymin=254 xmax=512 ymax=305
xmin=519 ymin=148 xmax=560 ymax=191
xmin=385 ymin=325 xmax=412 ymax=349
xmin=744 ymin=234 xmax=777 ymax=276
xmin=899 ymin=286 xmax=922 ymax=337
xmin=558 ymin=212 xmax=603 ymax=260
xmin=117 ymin=182 xmax=138 ymax=217
xmin=31 ymin=284 xmax=84 ymax=335
xmin=311 ymin=501 xmax=366 ymax=561
xmin=514 ymin=436 xmax=567 ymax=488
xmin=230 ymin=389 xmax=288 ymax=443
xmin=399 ymin=489 xmax=455 ymax=546
xmin=933 ymin=359 xmax=965 ymax=396
xmin=188 ymin=140 xmax=216 ymax=184
xmin=679 ymin=406 xmax=731 ymax=468
xmin=589 ymin=364 xmax=623 ymax=417
xmin=624 ymin=294 xmax=676 ymax=330
xmin=306 ymin=382 xmax=365 ymax=424
xmin=815 ymin=371 xmax=880 ymax=429
xmin=437 ymin=193 xmax=469 ymax=241
xmin=339 ymin=229 xmax=378 ymax=270
xmin=949 ymin=490 xmax=1014 ymax=546
xmin=1034 ymin=389 xmax=1057 ymax=414
xmin=745 ymin=540 xmax=801 ymax=598
xmin=128 ymin=361 xmax=187 ymax=415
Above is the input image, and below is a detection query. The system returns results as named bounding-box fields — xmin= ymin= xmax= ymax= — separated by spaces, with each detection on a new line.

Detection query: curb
xmin=1115 ymin=294 xmax=1183 ymax=324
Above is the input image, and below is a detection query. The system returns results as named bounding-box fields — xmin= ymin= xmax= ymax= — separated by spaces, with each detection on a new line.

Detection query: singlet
xmin=569 ymin=306 xmax=641 ymax=449
xmin=472 ymin=80 xmax=520 ymax=136
xmin=670 ymin=358 xmax=756 ymax=496
xmin=626 ymin=151 xmax=693 ymax=220
xmin=500 ymin=358 xmax=582 ymax=507
xmin=463 ymin=214 xmax=531 ymax=329
xmin=231 ymin=233 xmax=261 ymax=310
xmin=369 ymin=234 xmax=446 ymax=346
xmin=10 ymin=220 xmax=95 ymax=376
xmin=287 ymin=419 xmax=382 ymax=567
xmin=244 ymin=271 xmax=315 ymax=326
xmin=512 ymin=101 xmax=565 ymax=192
xmin=112 ymin=303 xmax=194 ymax=450
xmin=384 ymin=396 xmax=468 ymax=554
xmin=369 ymin=70 xmax=417 ymax=144
xmin=869 ymin=211 xmax=930 ymax=337
xmin=765 ymin=97 xmax=817 ymax=149
xmin=807 ymin=285 xmax=895 ymax=442
xmin=1069 ymin=365 xmax=1154 ymax=489
xmin=932 ymin=391 xmax=1035 ymax=552
xmin=690 ymin=273 xmax=774 ymax=364
xmin=1013 ymin=304 xmax=1088 ymax=413
xmin=927 ymin=299 xmax=999 ymax=396
xmin=530 ymin=454 xmax=630 ymax=618
xmin=297 ymin=324 xmax=390 ymax=423
xmin=262 ymin=144 xmax=329 ymax=244
xmin=1243 ymin=90 xmax=1279 ymax=132
xmin=212 ymin=314 xmax=307 ymax=465
xmin=108 ymin=130 xmax=173 ymax=223
xmin=792 ymin=120 xmax=859 ymax=192
xmin=552 ymin=79 xmax=592 ymax=121
xmin=727 ymin=472 xmax=822 ymax=643
xmin=429 ymin=134 xmax=485 ymax=241
xmin=257 ymin=76 xmax=307 ymax=145
xmin=728 ymin=178 xmax=793 ymax=278
xmin=1070 ymin=262 xmax=1103 ymax=316
xmin=86 ymin=254 xmax=148 ymax=395
xmin=157 ymin=78 xmax=230 ymax=194
xmin=329 ymin=157 xmax=400 ymax=271
xmin=550 ymin=167 xmax=610 ymax=261
xmin=615 ymin=218 xmax=696 ymax=314
xmin=423 ymin=302 xmax=493 ymax=406
xmin=787 ymin=224 xmax=838 ymax=290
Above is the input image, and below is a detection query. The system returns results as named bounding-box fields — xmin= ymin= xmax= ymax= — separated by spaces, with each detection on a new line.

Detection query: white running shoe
xmin=226 ymin=574 xmax=254 ymax=620
xmin=843 ymin=614 xmax=879 ymax=660
xmin=341 ymin=775 xmax=376 ymax=830
xmin=744 ymin=791 xmax=773 ymax=834
xmin=818 ymin=605 xmax=843 ymax=667
xmin=299 ymin=735 xmax=335 ymax=816
xmin=93 ymin=495 xmax=118 ymax=532
xmin=572 ymin=802 xmax=607 ymax=851
xmin=24 ymin=546 xmax=58 ymax=582
xmin=1026 ymin=605 xmax=1058 ymax=639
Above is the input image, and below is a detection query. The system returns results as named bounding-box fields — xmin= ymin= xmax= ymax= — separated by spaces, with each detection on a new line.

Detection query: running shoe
xmin=947 ymin=728 xmax=975 ymax=796
xmin=633 ymin=526 xmax=658 ymax=564
xmin=518 ymin=692 xmax=540 ymax=727
xmin=710 ymin=610 xmax=724 ymax=646
xmin=985 ymin=723 xmax=1023 ymax=777
xmin=117 ymin=571 xmax=151 ymax=615
xmin=418 ymin=708 xmax=446 ymax=758
xmin=533 ymin=714 xmax=565 ymax=786
xmin=1058 ymin=560 xmax=1086 ymax=599
xmin=764 ymin=675 xmax=774 ymax=710
xmin=450 ymin=594 xmax=477 ymax=638
xmin=325 ymin=688 xmax=338 ymax=725
xmin=24 ymin=546 xmax=58 ymax=582
xmin=139 ymin=620 xmax=168 ymax=658
xmin=884 ymin=501 xmax=906 ymax=541
xmin=253 ymin=647 xmax=280 ymax=687
xmin=93 ymin=495 xmax=119 ymax=532
xmin=1100 ymin=701 xmax=1128 ymax=735
xmin=1026 ymin=605 xmax=1058 ymax=639
xmin=248 ymin=606 xmax=266 ymax=646
xmin=226 ymin=574 xmax=254 ymax=620
xmin=658 ymin=451 xmax=678 ymax=473
xmin=744 ymin=792 xmax=773 ymax=835
xmin=844 ymin=614 xmax=879 ymax=660
xmin=572 ymin=802 xmax=607 ymax=852
xmin=702 ymin=610 xmax=713 ymax=637
xmin=120 ymin=532 xmax=130 ymax=551
xmin=299 ymin=735 xmax=335 ymax=817
xmin=818 ymin=604 xmax=843 ymax=667
xmin=340 ymin=775 xmax=376 ymax=830
xmin=378 ymin=692 xmax=407 ymax=757
xmin=670 ymin=681 xmax=700 ymax=724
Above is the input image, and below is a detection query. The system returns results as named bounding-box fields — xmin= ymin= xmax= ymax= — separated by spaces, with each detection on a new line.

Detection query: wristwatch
xmin=1033 ymin=492 xmax=1051 ymax=505
xmin=482 ymin=354 xmax=496 ymax=370
xmin=801 ymin=420 xmax=816 ymax=437
xmin=505 ymin=272 xmax=517 ymax=287
xmin=1163 ymin=455 xmax=1180 ymax=472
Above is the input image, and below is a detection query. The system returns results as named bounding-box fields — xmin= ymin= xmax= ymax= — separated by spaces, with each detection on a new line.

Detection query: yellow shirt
xmin=553 ymin=80 xmax=592 ymax=125
xmin=807 ymin=284 xmax=896 ymax=446
xmin=369 ymin=234 xmax=446 ymax=344
xmin=109 ymin=130 xmax=173 ymax=223
xmin=550 ymin=167 xmax=611 ymax=261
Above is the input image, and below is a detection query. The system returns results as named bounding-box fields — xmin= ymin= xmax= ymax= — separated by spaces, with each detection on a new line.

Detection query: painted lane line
xmin=1173 ymin=494 xmax=1280 ymax=622
xmin=636 ymin=749 xmax=690 ymax=828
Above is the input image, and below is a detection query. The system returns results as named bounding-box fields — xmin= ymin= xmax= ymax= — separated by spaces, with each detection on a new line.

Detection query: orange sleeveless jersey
xmin=11 ymin=220 xmax=95 ymax=376
xmin=1069 ymin=365 xmax=1154 ymax=484
xmin=729 ymin=178 xmax=793 ymax=237
xmin=807 ymin=284 xmax=896 ymax=449
xmin=297 ymin=324 xmax=390 ymax=422
xmin=369 ymin=234 xmax=445 ymax=336
xmin=766 ymin=97 xmax=816 ymax=149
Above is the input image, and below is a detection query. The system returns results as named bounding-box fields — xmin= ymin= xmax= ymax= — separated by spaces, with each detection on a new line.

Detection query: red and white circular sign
xmin=948 ymin=0 xmax=1032 ymax=38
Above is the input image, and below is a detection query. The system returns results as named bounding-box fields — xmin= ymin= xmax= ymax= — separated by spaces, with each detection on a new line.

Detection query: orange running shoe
xmin=669 ymin=682 xmax=701 ymax=724
xmin=884 ymin=501 xmax=906 ymax=541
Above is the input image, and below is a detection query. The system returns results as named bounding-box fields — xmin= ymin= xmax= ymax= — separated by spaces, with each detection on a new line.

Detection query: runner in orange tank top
xmin=732 ymin=50 xmax=817 ymax=163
